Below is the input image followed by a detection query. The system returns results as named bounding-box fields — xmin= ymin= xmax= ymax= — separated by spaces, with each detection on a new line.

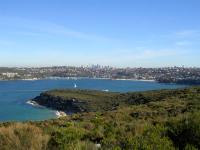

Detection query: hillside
xmin=32 ymin=89 xmax=120 ymax=112
xmin=32 ymin=87 xmax=200 ymax=113
xmin=1 ymin=86 xmax=200 ymax=150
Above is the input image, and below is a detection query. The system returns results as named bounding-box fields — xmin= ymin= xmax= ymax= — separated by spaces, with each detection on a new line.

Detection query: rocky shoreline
xmin=31 ymin=92 xmax=87 ymax=114
xmin=55 ymin=111 xmax=67 ymax=118
xmin=27 ymin=100 xmax=67 ymax=118
xmin=30 ymin=89 xmax=123 ymax=114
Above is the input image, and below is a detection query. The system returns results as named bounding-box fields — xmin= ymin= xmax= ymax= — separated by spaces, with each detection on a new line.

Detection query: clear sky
xmin=0 ymin=0 xmax=200 ymax=67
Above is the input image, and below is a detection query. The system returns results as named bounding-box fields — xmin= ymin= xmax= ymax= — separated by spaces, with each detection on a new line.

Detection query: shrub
xmin=167 ymin=112 xmax=200 ymax=150
xmin=0 ymin=123 xmax=49 ymax=150
xmin=47 ymin=126 xmax=87 ymax=150
xmin=128 ymin=125 xmax=175 ymax=150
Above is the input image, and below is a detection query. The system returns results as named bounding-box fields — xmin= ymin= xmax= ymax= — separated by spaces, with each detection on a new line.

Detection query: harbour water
xmin=0 ymin=78 xmax=186 ymax=122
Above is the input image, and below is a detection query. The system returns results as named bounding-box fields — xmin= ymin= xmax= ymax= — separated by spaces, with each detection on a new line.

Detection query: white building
xmin=2 ymin=72 xmax=18 ymax=78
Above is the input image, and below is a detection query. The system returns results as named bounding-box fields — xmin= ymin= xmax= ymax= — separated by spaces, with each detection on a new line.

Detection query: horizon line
xmin=0 ymin=65 xmax=199 ymax=69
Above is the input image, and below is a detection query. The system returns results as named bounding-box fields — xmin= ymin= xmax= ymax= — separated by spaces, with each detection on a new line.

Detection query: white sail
xmin=74 ymin=83 xmax=77 ymax=88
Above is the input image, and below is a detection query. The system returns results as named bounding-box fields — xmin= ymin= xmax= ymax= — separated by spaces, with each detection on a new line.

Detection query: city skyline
xmin=0 ymin=0 xmax=200 ymax=67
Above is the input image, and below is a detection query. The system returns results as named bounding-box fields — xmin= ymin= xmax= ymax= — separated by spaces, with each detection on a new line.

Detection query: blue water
xmin=0 ymin=79 xmax=186 ymax=122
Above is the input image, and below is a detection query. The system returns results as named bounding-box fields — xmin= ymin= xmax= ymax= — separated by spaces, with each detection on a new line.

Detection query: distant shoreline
xmin=0 ymin=77 xmax=156 ymax=82
xmin=1 ymin=77 xmax=198 ymax=85
xmin=112 ymin=78 xmax=156 ymax=82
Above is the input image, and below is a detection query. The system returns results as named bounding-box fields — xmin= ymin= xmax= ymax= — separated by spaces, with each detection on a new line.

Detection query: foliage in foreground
xmin=0 ymin=123 xmax=49 ymax=150
xmin=1 ymin=86 xmax=200 ymax=150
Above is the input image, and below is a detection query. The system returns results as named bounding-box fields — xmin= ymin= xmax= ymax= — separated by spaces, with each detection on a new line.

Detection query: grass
xmin=0 ymin=123 xmax=49 ymax=150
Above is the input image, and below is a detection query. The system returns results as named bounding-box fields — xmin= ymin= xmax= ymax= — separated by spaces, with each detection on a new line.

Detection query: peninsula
xmin=1 ymin=86 xmax=200 ymax=149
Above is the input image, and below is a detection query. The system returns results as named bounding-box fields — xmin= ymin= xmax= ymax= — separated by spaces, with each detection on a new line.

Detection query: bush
xmin=128 ymin=125 xmax=175 ymax=150
xmin=0 ymin=123 xmax=49 ymax=150
xmin=167 ymin=112 xmax=200 ymax=150
xmin=48 ymin=126 xmax=87 ymax=150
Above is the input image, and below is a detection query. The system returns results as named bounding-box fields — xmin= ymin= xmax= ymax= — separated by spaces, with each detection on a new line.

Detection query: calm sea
xmin=0 ymin=79 xmax=186 ymax=122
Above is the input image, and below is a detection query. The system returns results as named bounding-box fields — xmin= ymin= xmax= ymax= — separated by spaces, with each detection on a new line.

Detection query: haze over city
xmin=0 ymin=0 xmax=200 ymax=67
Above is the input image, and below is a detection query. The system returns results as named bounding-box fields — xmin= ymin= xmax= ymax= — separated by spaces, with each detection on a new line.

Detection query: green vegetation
xmin=42 ymin=89 xmax=120 ymax=112
xmin=0 ymin=123 xmax=49 ymax=150
xmin=34 ymin=87 xmax=200 ymax=112
xmin=1 ymin=86 xmax=200 ymax=149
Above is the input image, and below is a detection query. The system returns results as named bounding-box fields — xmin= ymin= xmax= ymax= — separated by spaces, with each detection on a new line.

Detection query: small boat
xmin=74 ymin=83 xmax=77 ymax=88
xmin=102 ymin=89 xmax=109 ymax=92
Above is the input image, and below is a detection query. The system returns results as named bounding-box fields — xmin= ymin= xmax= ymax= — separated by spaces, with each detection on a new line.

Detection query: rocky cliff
xmin=31 ymin=89 xmax=120 ymax=113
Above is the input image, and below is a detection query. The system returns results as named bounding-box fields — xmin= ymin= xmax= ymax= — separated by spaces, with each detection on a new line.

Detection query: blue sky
xmin=0 ymin=0 xmax=200 ymax=67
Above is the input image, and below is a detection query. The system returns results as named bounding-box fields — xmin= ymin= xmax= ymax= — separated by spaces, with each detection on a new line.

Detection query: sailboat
xmin=102 ymin=89 xmax=109 ymax=92
xmin=74 ymin=83 xmax=77 ymax=88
